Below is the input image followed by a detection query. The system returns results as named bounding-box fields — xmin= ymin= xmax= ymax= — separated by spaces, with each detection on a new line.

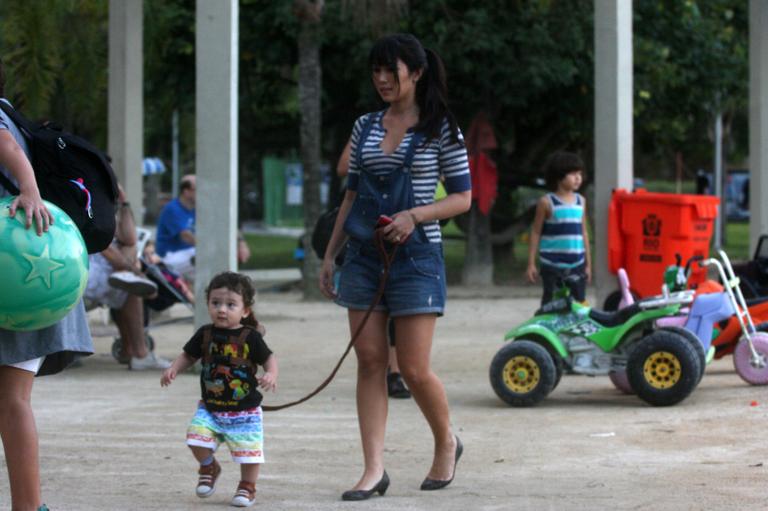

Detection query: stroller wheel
xmin=111 ymin=334 xmax=157 ymax=364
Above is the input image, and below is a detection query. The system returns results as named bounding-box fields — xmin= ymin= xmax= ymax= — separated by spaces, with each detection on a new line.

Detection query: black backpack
xmin=0 ymin=101 xmax=118 ymax=254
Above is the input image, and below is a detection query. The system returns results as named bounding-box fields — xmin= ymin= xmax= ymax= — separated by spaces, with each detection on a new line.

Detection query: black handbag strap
xmin=0 ymin=171 xmax=19 ymax=195
xmin=0 ymin=100 xmax=34 ymax=134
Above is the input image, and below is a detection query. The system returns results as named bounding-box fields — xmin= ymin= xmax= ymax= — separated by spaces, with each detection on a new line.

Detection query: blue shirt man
xmin=156 ymin=175 xmax=196 ymax=276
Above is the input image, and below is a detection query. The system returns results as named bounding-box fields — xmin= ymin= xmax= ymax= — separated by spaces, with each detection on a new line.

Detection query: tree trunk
xmin=297 ymin=6 xmax=324 ymax=300
xmin=462 ymin=202 xmax=494 ymax=285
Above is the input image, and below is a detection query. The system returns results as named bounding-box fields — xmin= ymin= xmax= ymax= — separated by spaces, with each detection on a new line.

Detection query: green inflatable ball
xmin=0 ymin=196 xmax=89 ymax=331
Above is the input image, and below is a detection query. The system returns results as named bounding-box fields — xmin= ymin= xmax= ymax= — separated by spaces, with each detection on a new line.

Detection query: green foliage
xmin=239 ymin=233 xmax=301 ymax=270
xmin=144 ymin=0 xmax=195 ymax=160
xmin=634 ymin=0 xmax=748 ymax=175
xmin=0 ymin=0 xmax=108 ymax=146
xmin=0 ymin=0 xmax=750 ymax=222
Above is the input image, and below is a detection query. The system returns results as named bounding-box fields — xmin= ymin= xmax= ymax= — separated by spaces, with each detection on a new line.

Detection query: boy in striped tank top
xmin=526 ymin=151 xmax=592 ymax=305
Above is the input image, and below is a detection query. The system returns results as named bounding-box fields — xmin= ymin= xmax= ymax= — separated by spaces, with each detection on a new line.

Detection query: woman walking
xmin=319 ymin=33 xmax=471 ymax=500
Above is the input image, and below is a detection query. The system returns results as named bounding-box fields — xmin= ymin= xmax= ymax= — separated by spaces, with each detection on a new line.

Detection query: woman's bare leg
xmin=394 ymin=314 xmax=458 ymax=481
xmin=347 ymin=310 xmax=389 ymax=490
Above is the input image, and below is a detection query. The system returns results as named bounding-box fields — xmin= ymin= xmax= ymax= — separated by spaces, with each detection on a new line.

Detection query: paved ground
xmin=1 ymin=290 xmax=766 ymax=510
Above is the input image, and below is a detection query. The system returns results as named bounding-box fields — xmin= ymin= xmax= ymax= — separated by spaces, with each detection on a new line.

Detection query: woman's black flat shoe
xmin=341 ymin=471 xmax=390 ymax=501
xmin=387 ymin=371 xmax=411 ymax=399
xmin=420 ymin=436 xmax=463 ymax=491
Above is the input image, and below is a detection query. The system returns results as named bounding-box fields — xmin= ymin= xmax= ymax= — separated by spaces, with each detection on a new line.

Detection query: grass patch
xmin=241 ymin=221 xmax=753 ymax=282
xmin=240 ymin=234 xmax=301 ymax=270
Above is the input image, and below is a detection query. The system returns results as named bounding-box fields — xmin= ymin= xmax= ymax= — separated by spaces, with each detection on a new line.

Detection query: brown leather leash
xmin=262 ymin=230 xmax=397 ymax=412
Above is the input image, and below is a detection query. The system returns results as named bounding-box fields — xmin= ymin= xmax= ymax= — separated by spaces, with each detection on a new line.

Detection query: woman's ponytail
xmin=416 ymin=48 xmax=459 ymax=144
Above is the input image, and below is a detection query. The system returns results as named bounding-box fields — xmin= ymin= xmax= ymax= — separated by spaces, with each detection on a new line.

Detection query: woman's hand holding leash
xmin=381 ymin=210 xmax=417 ymax=245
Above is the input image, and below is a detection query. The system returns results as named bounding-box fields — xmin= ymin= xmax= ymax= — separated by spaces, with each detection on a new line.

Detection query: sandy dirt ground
xmin=1 ymin=289 xmax=766 ymax=510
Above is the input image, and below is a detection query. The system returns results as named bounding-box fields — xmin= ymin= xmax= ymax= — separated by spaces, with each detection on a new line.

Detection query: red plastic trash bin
xmin=608 ymin=189 xmax=720 ymax=298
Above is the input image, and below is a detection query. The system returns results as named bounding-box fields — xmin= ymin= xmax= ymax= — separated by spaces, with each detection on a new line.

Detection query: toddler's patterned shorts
xmin=186 ymin=401 xmax=264 ymax=464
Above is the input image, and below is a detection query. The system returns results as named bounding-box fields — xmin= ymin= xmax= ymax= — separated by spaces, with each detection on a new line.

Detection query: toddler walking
xmin=161 ymin=271 xmax=278 ymax=507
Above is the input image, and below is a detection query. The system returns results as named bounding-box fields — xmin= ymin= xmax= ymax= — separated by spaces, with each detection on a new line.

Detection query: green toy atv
xmin=489 ymin=277 xmax=702 ymax=407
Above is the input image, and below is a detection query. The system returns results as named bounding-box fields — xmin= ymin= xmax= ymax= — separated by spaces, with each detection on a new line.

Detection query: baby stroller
xmin=109 ymin=228 xmax=195 ymax=362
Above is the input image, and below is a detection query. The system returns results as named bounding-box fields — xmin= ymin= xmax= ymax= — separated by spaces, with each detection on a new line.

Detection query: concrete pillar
xmin=750 ymin=0 xmax=768 ymax=255
xmin=593 ymin=0 xmax=634 ymax=306
xmin=194 ymin=0 xmax=239 ymax=326
xmin=108 ymin=0 xmax=143 ymax=213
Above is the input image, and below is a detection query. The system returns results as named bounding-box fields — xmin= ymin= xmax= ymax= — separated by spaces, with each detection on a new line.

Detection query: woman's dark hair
xmin=205 ymin=271 xmax=258 ymax=328
xmin=0 ymin=57 xmax=5 ymax=97
xmin=544 ymin=151 xmax=584 ymax=191
xmin=369 ymin=33 xmax=460 ymax=143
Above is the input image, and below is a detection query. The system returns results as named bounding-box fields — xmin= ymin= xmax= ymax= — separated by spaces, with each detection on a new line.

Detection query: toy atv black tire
xmin=658 ymin=326 xmax=706 ymax=384
xmin=490 ymin=340 xmax=557 ymax=407
xmin=627 ymin=330 xmax=702 ymax=406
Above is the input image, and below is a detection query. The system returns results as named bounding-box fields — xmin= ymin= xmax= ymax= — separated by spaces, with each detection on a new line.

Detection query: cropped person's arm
xmin=0 ymin=130 xmax=52 ymax=234
xmin=114 ymin=185 xmax=137 ymax=247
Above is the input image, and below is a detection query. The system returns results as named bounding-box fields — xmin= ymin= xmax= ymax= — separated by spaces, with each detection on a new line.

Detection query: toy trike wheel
xmin=627 ymin=330 xmax=701 ymax=406
xmin=489 ymin=340 xmax=556 ymax=406
xmin=733 ymin=332 xmax=768 ymax=385
xmin=111 ymin=334 xmax=156 ymax=363
xmin=609 ymin=370 xmax=634 ymax=394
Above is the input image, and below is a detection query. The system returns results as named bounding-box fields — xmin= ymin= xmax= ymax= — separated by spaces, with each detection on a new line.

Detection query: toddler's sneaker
xmin=196 ymin=458 xmax=221 ymax=498
xmin=129 ymin=351 xmax=172 ymax=371
xmin=230 ymin=480 xmax=256 ymax=507
xmin=108 ymin=271 xmax=158 ymax=298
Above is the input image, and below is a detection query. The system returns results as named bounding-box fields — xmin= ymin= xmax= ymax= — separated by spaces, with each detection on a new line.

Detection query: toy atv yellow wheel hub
xmin=643 ymin=351 xmax=681 ymax=389
xmin=503 ymin=355 xmax=541 ymax=393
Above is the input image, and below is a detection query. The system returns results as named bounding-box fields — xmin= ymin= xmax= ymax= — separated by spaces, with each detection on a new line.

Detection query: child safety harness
xmin=200 ymin=325 xmax=255 ymax=369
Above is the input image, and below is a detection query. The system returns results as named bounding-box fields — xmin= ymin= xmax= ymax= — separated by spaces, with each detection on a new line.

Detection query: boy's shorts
xmin=186 ymin=402 xmax=264 ymax=464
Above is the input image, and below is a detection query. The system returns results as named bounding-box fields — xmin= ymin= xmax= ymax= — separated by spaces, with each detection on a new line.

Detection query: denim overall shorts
xmin=336 ymin=113 xmax=446 ymax=317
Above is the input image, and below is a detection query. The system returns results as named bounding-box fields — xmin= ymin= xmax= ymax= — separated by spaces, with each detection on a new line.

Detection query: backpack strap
xmin=201 ymin=325 xmax=213 ymax=364
xmin=0 ymin=171 xmax=19 ymax=196
xmin=228 ymin=327 xmax=255 ymax=368
xmin=0 ymin=101 xmax=34 ymax=137
xmin=201 ymin=325 xmax=256 ymax=368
